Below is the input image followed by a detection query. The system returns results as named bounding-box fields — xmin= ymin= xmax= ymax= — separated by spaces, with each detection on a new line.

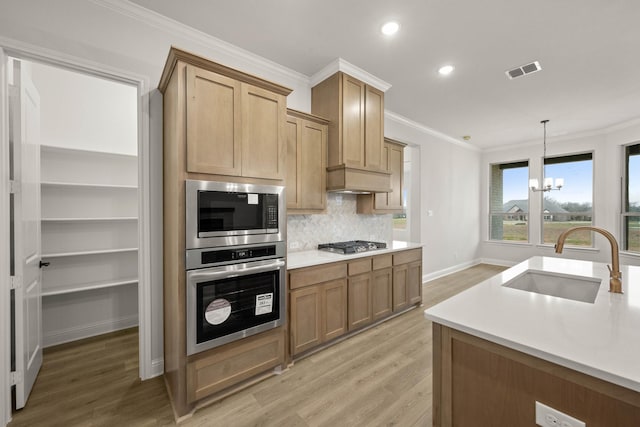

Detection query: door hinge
xmin=10 ymin=371 xmax=22 ymax=386
xmin=10 ymin=276 xmax=22 ymax=290
xmin=9 ymin=180 xmax=20 ymax=194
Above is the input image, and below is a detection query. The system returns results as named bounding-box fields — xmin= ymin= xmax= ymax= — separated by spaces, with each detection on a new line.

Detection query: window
xmin=624 ymin=143 xmax=640 ymax=253
xmin=489 ymin=161 xmax=529 ymax=241
xmin=541 ymin=153 xmax=593 ymax=246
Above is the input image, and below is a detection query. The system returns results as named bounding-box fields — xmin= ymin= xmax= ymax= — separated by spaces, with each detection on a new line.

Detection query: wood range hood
xmin=326 ymin=164 xmax=391 ymax=194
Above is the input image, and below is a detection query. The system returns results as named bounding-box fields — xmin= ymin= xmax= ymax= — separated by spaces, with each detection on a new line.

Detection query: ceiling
xmin=130 ymin=0 xmax=640 ymax=149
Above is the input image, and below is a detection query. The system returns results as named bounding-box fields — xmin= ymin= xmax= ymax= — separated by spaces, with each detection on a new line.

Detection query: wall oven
xmin=186 ymin=241 xmax=286 ymax=355
xmin=186 ymin=180 xmax=285 ymax=249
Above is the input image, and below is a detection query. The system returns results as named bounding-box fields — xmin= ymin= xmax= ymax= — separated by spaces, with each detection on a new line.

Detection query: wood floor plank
xmin=9 ymin=264 xmax=505 ymax=427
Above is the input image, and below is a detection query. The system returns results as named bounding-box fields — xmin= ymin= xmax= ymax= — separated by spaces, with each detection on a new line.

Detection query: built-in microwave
xmin=185 ymin=180 xmax=285 ymax=249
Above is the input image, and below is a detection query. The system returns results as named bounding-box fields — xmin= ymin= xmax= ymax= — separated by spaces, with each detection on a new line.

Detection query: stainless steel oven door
xmin=186 ymin=258 xmax=285 ymax=355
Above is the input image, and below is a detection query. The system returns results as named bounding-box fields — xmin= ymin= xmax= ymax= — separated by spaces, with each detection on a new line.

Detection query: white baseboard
xmin=43 ymin=314 xmax=139 ymax=348
xmin=479 ymin=257 xmax=517 ymax=267
xmin=150 ymin=357 xmax=164 ymax=378
xmin=422 ymin=257 xmax=515 ymax=284
xmin=422 ymin=259 xmax=481 ymax=283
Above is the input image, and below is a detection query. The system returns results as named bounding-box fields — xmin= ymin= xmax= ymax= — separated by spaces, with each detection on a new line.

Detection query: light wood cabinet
xmin=289 ymin=249 xmax=421 ymax=358
xmin=286 ymin=109 xmax=329 ymax=213
xmin=311 ymin=72 xmax=391 ymax=193
xmin=158 ymin=47 xmax=292 ymax=417
xmin=290 ymin=278 xmax=347 ymax=356
xmin=289 ymin=285 xmax=322 ymax=354
xmin=357 ymin=138 xmax=406 ymax=214
xmin=392 ymin=248 xmax=422 ymax=312
xmin=433 ymin=324 xmax=640 ymax=426
xmin=371 ymin=254 xmax=393 ymax=320
xmin=185 ymin=66 xmax=241 ymax=176
xmin=289 ymin=263 xmax=348 ymax=356
xmin=348 ymin=274 xmax=372 ymax=330
xmin=172 ymin=51 xmax=290 ymax=181
xmin=186 ymin=328 xmax=283 ymax=403
xmin=321 ymin=279 xmax=348 ymax=341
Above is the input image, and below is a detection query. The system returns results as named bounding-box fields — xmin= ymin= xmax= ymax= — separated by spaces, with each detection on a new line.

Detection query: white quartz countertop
xmin=287 ymin=241 xmax=422 ymax=270
xmin=424 ymin=256 xmax=640 ymax=393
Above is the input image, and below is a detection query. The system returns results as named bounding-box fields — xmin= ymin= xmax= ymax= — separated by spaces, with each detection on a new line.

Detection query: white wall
xmin=386 ymin=115 xmax=482 ymax=278
xmin=31 ymin=62 xmax=137 ymax=155
xmin=480 ymin=122 xmax=640 ymax=267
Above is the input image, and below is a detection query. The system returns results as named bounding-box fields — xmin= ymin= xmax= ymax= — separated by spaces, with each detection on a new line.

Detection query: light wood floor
xmin=9 ymin=264 xmax=506 ymax=427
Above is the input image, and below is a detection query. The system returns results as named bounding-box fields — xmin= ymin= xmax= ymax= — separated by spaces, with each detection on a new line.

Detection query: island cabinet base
xmin=432 ymin=324 xmax=640 ymax=427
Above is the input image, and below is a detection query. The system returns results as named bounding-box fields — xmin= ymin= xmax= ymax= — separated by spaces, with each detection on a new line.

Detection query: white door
xmin=10 ymin=58 xmax=43 ymax=409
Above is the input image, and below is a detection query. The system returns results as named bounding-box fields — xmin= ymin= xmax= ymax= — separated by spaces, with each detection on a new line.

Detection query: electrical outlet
xmin=289 ymin=241 xmax=300 ymax=250
xmin=535 ymin=401 xmax=585 ymax=427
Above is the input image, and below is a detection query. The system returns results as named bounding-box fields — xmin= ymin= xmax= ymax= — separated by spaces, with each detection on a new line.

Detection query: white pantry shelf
xmin=42 ymin=278 xmax=138 ymax=297
xmin=42 ymin=247 xmax=138 ymax=258
xmin=42 ymin=217 xmax=138 ymax=222
xmin=41 ymin=181 xmax=138 ymax=190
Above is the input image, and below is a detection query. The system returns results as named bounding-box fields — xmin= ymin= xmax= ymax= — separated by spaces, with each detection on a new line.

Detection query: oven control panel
xmin=185 ymin=241 xmax=286 ymax=270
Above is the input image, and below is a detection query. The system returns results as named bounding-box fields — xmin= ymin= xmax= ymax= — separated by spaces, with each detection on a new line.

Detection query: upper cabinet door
xmin=341 ymin=74 xmax=365 ymax=168
xmin=241 ymin=84 xmax=286 ymax=180
xmin=364 ymin=85 xmax=384 ymax=171
xmin=186 ymin=65 xmax=241 ymax=176
xmin=286 ymin=110 xmax=328 ymax=213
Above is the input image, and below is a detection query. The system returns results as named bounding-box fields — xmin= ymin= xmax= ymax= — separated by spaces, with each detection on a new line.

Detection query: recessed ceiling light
xmin=381 ymin=21 xmax=399 ymax=35
xmin=438 ymin=65 xmax=455 ymax=76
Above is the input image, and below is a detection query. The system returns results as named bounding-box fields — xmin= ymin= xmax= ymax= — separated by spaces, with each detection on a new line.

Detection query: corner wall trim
xmin=150 ymin=358 xmax=164 ymax=378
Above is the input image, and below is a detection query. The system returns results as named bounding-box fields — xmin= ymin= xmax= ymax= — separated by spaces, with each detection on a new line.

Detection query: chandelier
xmin=529 ymin=119 xmax=563 ymax=192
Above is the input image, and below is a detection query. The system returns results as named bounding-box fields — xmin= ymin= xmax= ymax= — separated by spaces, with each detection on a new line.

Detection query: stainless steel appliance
xmin=186 ymin=241 xmax=286 ymax=355
xmin=186 ymin=180 xmax=285 ymax=249
xmin=317 ymin=240 xmax=387 ymax=254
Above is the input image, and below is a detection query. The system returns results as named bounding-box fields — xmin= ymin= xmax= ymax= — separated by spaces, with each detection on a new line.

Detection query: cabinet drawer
xmin=187 ymin=328 xmax=283 ymax=403
xmin=289 ymin=263 xmax=347 ymax=290
xmin=348 ymin=258 xmax=372 ymax=276
xmin=393 ymin=248 xmax=422 ymax=265
xmin=372 ymin=254 xmax=392 ymax=270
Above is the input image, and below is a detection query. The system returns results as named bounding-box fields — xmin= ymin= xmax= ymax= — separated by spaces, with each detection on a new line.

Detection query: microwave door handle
xmin=188 ymin=259 xmax=285 ymax=281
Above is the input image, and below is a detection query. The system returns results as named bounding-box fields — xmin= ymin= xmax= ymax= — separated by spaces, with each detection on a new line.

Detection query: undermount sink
xmin=502 ymin=269 xmax=602 ymax=303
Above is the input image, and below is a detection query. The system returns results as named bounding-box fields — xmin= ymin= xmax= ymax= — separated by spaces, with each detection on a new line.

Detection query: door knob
xmin=39 ymin=261 xmax=50 ymax=268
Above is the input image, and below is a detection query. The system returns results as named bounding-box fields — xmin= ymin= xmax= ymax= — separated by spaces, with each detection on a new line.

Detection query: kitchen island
xmin=424 ymin=256 xmax=640 ymax=426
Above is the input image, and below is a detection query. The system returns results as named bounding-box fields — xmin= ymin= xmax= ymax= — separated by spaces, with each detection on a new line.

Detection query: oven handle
xmin=187 ymin=259 xmax=285 ymax=282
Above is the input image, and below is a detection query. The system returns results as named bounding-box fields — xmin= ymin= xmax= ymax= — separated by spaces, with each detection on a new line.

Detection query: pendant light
xmin=529 ymin=119 xmax=564 ymax=192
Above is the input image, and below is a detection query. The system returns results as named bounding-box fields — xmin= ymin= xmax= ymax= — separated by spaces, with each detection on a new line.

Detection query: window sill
xmin=535 ymin=244 xmax=599 ymax=253
xmin=620 ymin=250 xmax=640 ymax=259
xmin=483 ymin=240 xmax=533 ymax=247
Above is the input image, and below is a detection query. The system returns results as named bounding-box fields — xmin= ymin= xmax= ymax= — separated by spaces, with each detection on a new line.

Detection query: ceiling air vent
xmin=506 ymin=61 xmax=542 ymax=80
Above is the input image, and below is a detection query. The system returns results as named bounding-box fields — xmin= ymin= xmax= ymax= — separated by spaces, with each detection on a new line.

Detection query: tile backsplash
xmin=287 ymin=193 xmax=392 ymax=252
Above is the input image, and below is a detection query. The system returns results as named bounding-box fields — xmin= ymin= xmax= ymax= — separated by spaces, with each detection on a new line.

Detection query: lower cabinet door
xmin=392 ymin=264 xmax=409 ymax=312
xmin=408 ymin=261 xmax=422 ymax=305
xmin=348 ymin=273 xmax=373 ymax=330
xmin=187 ymin=328 xmax=283 ymax=403
xmin=290 ymin=286 xmax=322 ymax=355
xmin=321 ymin=278 xmax=348 ymax=341
xmin=372 ymin=267 xmax=393 ymax=320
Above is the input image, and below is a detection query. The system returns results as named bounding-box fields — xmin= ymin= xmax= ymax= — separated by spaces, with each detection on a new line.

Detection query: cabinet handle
xmin=39 ymin=261 xmax=51 ymax=268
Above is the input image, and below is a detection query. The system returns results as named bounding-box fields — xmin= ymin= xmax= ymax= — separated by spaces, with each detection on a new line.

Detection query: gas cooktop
xmin=317 ymin=240 xmax=387 ymax=254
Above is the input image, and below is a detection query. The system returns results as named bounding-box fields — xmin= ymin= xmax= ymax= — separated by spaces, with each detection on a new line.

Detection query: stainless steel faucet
xmin=554 ymin=226 xmax=623 ymax=293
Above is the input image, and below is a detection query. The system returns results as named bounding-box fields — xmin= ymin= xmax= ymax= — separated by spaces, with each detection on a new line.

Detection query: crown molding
xmin=484 ymin=116 xmax=640 ymax=153
xmin=385 ymin=110 xmax=480 ymax=152
xmin=310 ymin=58 xmax=392 ymax=92
xmin=90 ymin=0 xmax=310 ymax=88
